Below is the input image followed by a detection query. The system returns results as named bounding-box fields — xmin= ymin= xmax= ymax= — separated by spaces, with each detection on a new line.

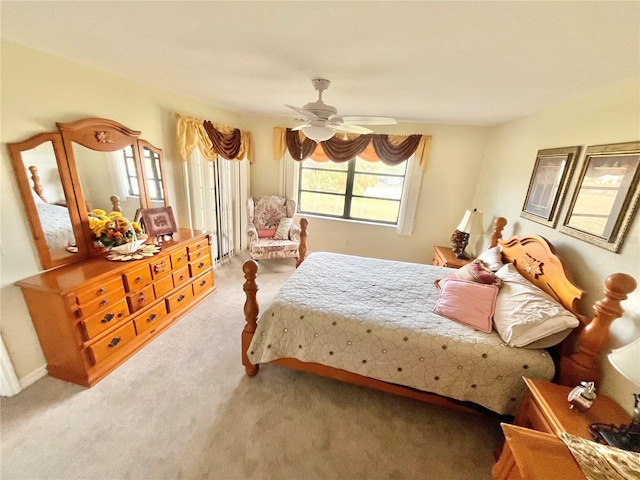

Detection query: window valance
xmin=176 ymin=114 xmax=253 ymax=162
xmin=273 ymin=127 xmax=431 ymax=170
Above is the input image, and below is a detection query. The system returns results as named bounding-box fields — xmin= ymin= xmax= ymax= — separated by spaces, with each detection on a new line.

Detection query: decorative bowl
xmin=110 ymin=239 xmax=147 ymax=255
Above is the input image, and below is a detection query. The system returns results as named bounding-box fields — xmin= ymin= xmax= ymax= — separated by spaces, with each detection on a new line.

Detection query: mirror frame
xmin=8 ymin=117 xmax=170 ymax=270
xmin=7 ymin=132 xmax=80 ymax=270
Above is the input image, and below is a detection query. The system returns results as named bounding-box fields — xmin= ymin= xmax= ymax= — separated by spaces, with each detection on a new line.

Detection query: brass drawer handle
xmin=135 ymin=276 xmax=143 ymax=283
xmin=108 ymin=337 xmax=121 ymax=348
xmin=177 ymin=256 xmax=184 ymax=262
xmin=138 ymin=295 xmax=147 ymax=304
xmin=100 ymin=299 xmax=110 ymax=307
xmin=97 ymin=287 xmax=107 ymax=295
xmin=197 ymin=262 xmax=205 ymax=268
xmin=146 ymin=313 xmax=157 ymax=323
xmin=178 ymin=274 xmax=185 ymax=280
xmin=101 ymin=313 xmax=115 ymax=324
xmin=199 ymin=279 xmax=207 ymax=287
xmin=177 ymin=295 xmax=185 ymax=302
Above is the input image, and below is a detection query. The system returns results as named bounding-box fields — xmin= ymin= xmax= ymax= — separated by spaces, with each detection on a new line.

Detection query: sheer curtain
xmin=183 ymin=149 xmax=248 ymax=265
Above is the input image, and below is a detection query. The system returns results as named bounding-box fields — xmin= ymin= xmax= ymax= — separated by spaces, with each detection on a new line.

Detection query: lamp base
xmin=450 ymin=230 xmax=470 ymax=259
xmin=590 ymin=422 xmax=640 ymax=453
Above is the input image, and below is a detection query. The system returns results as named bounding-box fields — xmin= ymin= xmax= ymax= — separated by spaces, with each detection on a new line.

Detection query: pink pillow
xmin=433 ymin=279 xmax=499 ymax=333
xmin=257 ymin=229 xmax=276 ymax=238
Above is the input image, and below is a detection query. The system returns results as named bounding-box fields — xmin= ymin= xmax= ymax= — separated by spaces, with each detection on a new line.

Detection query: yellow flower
xmin=92 ymin=209 xmax=107 ymax=217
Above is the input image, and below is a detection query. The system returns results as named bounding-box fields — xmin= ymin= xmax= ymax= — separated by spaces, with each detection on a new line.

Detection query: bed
xmin=241 ymin=217 xmax=636 ymax=416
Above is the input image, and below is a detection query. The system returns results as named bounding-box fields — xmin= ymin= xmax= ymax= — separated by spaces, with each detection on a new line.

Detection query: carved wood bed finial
xmin=489 ymin=217 xmax=507 ymax=248
xmin=242 ymin=259 xmax=260 ymax=376
xmin=110 ymin=195 xmax=122 ymax=213
xmin=296 ymin=217 xmax=309 ymax=268
xmin=559 ymin=273 xmax=637 ymax=387
xmin=28 ymin=165 xmax=47 ymax=203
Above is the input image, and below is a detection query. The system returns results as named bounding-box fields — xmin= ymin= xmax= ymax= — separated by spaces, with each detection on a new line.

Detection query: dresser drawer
xmin=172 ymin=265 xmax=190 ymax=289
xmin=186 ymin=237 xmax=209 ymax=255
xmin=80 ymin=299 xmax=129 ymax=340
xmin=133 ymin=302 xmax=167 ymax=335
xmin=153 ymin=275 xmax=174 ymax=299
xmin=122 ymin=263 xmax=153 ymax=293
xmin=126 ymin=284 xmax=156 ymax=314
xmin=77 ymin=288 xmax=126 ymax=320
xmin=166 ymin=284 xmax=194 ymax=312
xmin=170 ymin=248 xmax=189 ymax=270
xmin=88 ymin=321 xmax=136 ymax=365
xmin=75 ymin=277 xmax=125 ymax=307
xmin=187 ymin=247 xmax=208 ymax=262
xmin=189 ymin=254 xmax=212 ymax=277
xmin=150 ymin=255 xmax=172 ymax=280
xmin=192 ymin=270 xmax=214 ymax=297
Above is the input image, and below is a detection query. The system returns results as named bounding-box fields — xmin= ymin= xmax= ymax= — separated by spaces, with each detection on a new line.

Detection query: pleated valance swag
xmin=176 ymin=114 xmax=253 ymax=162
xmin=273 ymin=127 xmax=432 ymax=170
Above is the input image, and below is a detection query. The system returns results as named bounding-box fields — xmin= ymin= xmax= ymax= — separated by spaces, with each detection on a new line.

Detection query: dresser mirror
xmin=8 ymin=118 xmax=169 ymax=270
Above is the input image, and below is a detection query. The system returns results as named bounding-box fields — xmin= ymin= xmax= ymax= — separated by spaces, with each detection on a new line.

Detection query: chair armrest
xmin=247 ymin=224 xmax=258 ymax=243
xmin=289 ymin=221 xmax=301 ymax=242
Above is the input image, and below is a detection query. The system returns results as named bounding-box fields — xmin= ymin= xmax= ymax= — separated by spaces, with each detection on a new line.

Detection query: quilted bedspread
xmin=247 ymin=252 xmax=555 ymax=415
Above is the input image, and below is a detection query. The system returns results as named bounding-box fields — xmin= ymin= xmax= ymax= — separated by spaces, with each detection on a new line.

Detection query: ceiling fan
xmin=286 ymin=79 xmax=397 ymax=142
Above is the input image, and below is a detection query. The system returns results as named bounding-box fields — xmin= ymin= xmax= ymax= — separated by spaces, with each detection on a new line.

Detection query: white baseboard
xmin=19 ymin=365 xmax=47 ymax=390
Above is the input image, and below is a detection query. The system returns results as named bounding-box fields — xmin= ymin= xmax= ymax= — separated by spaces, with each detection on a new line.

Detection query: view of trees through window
xmin=298 ymin=157 xmax=407 ymax=223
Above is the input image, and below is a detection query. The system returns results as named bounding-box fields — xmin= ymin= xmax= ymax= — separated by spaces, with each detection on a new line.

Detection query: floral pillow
xmin=274 ymin=217 xmax=293 ymax=240
xmin=435 ymin=259 xmax=502 ymax=290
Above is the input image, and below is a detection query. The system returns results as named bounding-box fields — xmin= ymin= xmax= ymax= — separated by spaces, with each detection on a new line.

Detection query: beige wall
xmin=2 ymin=41 xmax=638 ymax=414
xmin=473 ymin=79 xmax=640 ymax=414
xmin=0 ymin=41 xmax=242 ymax=379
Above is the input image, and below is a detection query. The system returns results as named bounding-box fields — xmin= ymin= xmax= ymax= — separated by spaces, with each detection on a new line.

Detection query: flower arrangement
xmin=88 ymin=209 xmax=145 ymax=250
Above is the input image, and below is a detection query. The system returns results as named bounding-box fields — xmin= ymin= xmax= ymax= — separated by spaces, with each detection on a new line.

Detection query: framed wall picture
xmin=140 ymin=206 xmax=177 ymax=238
xmin=521 ymin=146 xmax=581 ymax=228
xmin=560 ymin=141 xmax=640 ymax=253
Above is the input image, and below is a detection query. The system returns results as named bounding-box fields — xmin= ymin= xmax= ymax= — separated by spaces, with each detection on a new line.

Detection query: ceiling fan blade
xmin=334 ymin=124 xmax=373 ymax=134
xmin=291 ymin=122 xmax=311 ymax=131
xmin=341 ymin=116 xmax=398 ymax=125
xmin=285 ymin=104 xmax=319 ymax=120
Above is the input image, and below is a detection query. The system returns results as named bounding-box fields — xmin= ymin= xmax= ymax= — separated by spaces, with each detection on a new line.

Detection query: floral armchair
xmin=247 ymin=196 xmax=302 ymax=263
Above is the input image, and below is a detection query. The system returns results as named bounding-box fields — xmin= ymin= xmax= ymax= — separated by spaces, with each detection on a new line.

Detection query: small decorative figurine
xmin=568 ymin=381 xmax=597 ymax=412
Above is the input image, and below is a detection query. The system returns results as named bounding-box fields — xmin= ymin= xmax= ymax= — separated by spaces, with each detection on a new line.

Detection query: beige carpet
xmin=1 ymin=254 xmax=505 ymax=480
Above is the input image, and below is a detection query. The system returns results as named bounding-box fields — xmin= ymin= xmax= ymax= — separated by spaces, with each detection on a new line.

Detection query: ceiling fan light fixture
xmin=301 ymin=124 xmax=335 ymax=142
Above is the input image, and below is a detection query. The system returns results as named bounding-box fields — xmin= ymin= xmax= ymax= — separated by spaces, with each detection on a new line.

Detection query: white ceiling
xmin=2 ymin=1 xmax=639 ymax=126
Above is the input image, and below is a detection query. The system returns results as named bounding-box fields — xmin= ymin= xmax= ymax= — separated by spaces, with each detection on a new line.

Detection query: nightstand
xmin=513 ymin=377 xmax=630 ymax=439
xmin=432 ymin=245 xmax=473 ymax=269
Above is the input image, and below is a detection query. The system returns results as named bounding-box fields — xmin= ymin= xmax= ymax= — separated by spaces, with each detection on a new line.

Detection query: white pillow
xmin=493 ymin=263 xmax=579 ymax=348
xmin=476 ymin=246 xmax=503 ymax=272
xmin=273 ymin=217 xmax=293 ymax=240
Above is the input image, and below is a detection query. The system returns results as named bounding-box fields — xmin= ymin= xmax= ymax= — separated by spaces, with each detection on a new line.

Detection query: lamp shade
xmin=301 ymin=124 xmax=335 ymax=142
xmin=609 ymin=337 xmax=640 ymax=387
xmin=456 ymin=209 xmax=484 ymax=234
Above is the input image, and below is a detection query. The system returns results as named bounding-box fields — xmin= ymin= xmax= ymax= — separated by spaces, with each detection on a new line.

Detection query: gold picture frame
xmin=560 ymin=141 xmax=640 ymax=253
xmin=521 ymin=146 xmax=581 ymax=228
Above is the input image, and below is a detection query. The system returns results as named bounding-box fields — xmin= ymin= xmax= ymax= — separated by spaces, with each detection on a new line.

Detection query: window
xmin=121 ymin=146 xmax=164 ymax=201
xmin=122 ymin=146 xmax=139 ymax=197
xmin=297 ymin=156 xmax=408 ymax=224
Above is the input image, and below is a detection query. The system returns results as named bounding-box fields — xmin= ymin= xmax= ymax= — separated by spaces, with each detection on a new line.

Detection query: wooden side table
xmin=493 ymin=424 xmax=585 ymax=480
xmin=432 ymin=245 xmax=473 ymax=269
xmin=513 ymin=378 xmax=630 ymax=439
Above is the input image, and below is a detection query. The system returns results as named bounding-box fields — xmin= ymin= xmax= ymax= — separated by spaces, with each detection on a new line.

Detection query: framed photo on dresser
xmin=140 ymin=206 xmax=177 ymax=238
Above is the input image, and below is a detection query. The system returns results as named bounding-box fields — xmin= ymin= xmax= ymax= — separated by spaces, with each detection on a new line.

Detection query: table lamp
xmin=589 ymin=336 xmax=640 ymax=452
xmin=450 ymin=208 xmax=484 ymax=259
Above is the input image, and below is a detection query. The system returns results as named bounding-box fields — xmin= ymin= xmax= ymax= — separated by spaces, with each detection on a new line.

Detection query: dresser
xmin=16 ymin=229 xmax=216 ymax=387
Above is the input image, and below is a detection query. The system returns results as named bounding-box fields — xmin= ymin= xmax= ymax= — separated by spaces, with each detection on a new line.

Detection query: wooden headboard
xmin=499 ymin=234 xmax=585 ymax=316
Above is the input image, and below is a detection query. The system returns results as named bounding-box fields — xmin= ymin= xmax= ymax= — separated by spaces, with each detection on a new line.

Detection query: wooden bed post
xmin=489 ymin=217 xmax=507 ymax=248
xmin=29 ymin=165 xmax=48 ymax=203
xmin=242 ymin=259 xmax=260 ymax=376
xmin=110 ymin=195 xmax=122 ymax=212
xmin=296 ymin=217 xmax=309 ymax=268
xmin=559 ymin=273 xmax=637 ymax=387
